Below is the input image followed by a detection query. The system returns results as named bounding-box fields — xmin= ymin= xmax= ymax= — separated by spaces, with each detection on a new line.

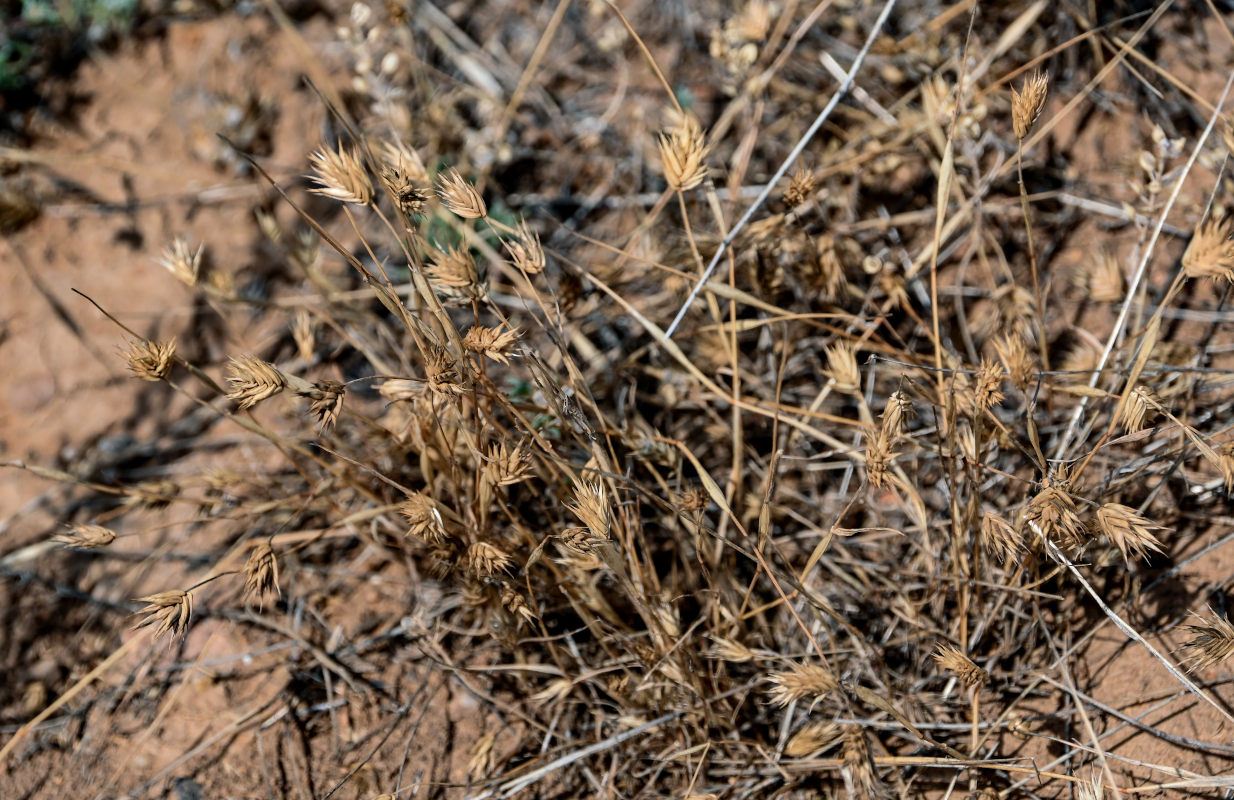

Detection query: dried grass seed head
xmin=1011 ymin=70 xmax=1049 ymax=140
xmin=1180 ymin=613 xmax=1234 ymax=673
xmin=55 ymin=523 xmax=116 ymax=549
xmin=1086 ymin=249 xmax=1125 ymax=303
xmin=933 ymin=644 xmax=988 ymax=687
xmin=226 ymin=355 xmax=287 ymax=409
xmin=783 ymin=165 xmax=816 ymax=208
xmin=1026 ymin=467 xmax=1087 ymax=551
xmin=463 ymin=324 xmax=520 ymax=365
xmin=824 ymin=341 xmax=860 ymax=393
xmin=1183 ymin=215 xmax=1234 ymax=281
xmin=466 ymin=541 xmax=514 ymax=578
xmin=568 ymin=480 xmax=611 ymax=541
xmin=436 ymin=167 xmax=487 ymax=219
xmin=1095 ymin=503 xmax=1165 ymax=563
xmin=244 ymin=543 xmax=280 ymax=602
xmin=160 ymin=237 xmax=203 ymax=287
xmin=303 ymin=379 xmax=345 ymax=432
xmin=1116 ymin=385 xmax=1155 ymax=434
xmin=135 ymin=589 xmax=194 ymax=639
xmin=980 ymin=511 xmax=1024 ymax=564
xmin=658 ymin=114 xmax=710 ymax=192
xmin=865 ymin=430 xmax=896 ymax=490
xmin=766 ymin=662 xmax=839 ymax=710
xmin=309 ymin=142 xmax=374 ymax=206
xmin=126 ymin=338 xmax=176 ymax=382
xmin=401 ymin=493 xmax=447 ymax=544
xmin=505 ymin=220 xmax=545 ymax=274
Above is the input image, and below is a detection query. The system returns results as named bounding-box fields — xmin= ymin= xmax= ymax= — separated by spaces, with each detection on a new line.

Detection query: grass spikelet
xmin=993 ymin=332 xmax=1035 ymax=392
xmin=1011 ymin=70 xmax=1048 ymax=140
xmin=482 ymin=441 xmax=533 ymax=487
xmin=466 ymin=541 xmax=513 ymax=578
xmin=243 ymin=543 xmax=280 ymax=603
xmin=303 ymin=379 xmax=344 ymax=432
xmin=308 ymin=142 xmax=373 ymax=206
xmin=1025 ymin=468 xmax=1086 ymax=551
xmin=1115 ymin=385 xmax=1155 ymax=434
xmin=463 ymin=325 xmax=521 ymax=364
xmin=499 ymin=583 xmax=535 ymax=627
xmin=436 ymin=167 xmax=487 ymax=219
xmin=568 ymin=480 xmax=611 ymax=541
xmin=785 ymin=720 xmax=841 ymax=757
xmin=126 ymin=338 xmax=176 ymax=382
xmin=970 ymin=359 xmax=1006 ymax=413
xmin=159 ymin=237 xmax=203 ymax=287
xmin=933 ymin=644 xmax=988 ymax=688
xmin=505 ymin=220 xmax=546 ymax=274
xmin=1182 ymin=215 xmax=1234 ymax=281
xmin=401 ymin=493 xmax=447 ymax=544
xmin=782 ymin=165 xmax=816 ymax=208
xmin=424 ymin=346 xmax=465 ymax=398
xmin=658 ymin=114 xmax=710 ymax=192
xmin=226 ymin=355 xmax=287 ymax=409
xmin=427 ymin=244 xmax=482 ymax=302
xmin=766 ymin=663 xmax=838 ymax=710
xmin=134 ymin=589 xmax=193 ymax=639
xmin=1095 ymin=503 xmax=1165 ymax=563
xmin=880 ymin=390 xmax=912 ymax=438
xmin=980 ymin=511 xmax=1024 ymax=564
xmin=1085 ymin=250 xmax=1125 ymax=303
xmin=54 ymin=523 xmax=116 ymax=549
xmin=127 ymin=479 xmax=179 ymax=511
xmin=824 ymin=341 xmax=860 ymax=393
xmin=865 ymin=430 xmax=896 ymax=490
xmin=1179 ymin=613 xmax=1234 ymax=673
xmin=841 ymin=724 xmax=880 ymax=800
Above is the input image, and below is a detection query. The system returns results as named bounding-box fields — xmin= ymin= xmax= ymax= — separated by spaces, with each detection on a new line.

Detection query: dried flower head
xmin=226 ymin=355 xmax=287 ymax=409
xmin=933 ymin=644 xmax=988 ymax=687
xmin=401 ymin=493 xmax=447 ymax=544
xmin=658 ymin=115 xmax=710 ymax=192
xmin=436 ymin=168 xmax=487 ymax=219
xmin=1116 ymin=385 xmax=1155 ymax=434
xmin=785 ymin=721 xmax=841 ymax=757
xmin=505 ymin=221 xmax=545 ymax=274
xmin=766 ymin=663 xmax=838 ymax=710
xmin=568 ymin=480 xmax=611 ymax=541
xmin=993 ymin=332 xmax=1034 ymax=392
xmin=463 ymin=325 xmax=521 ymax=365
xmin=1095 ymin=503 xmax=1165 ymax=563
xmin=1025 ymin=468 xmax=1086 ymax=551
xmin=1179 ymin=613 xmax=1234 ymax=673
xmin=381 ymin=164 xmax=429 ymax=216
xmin=1011 ymin=70 xmax=1049 ymax=140
xmin=824 ymin=341 xmax=860 ymax=393
xmin=424 ymin=346 xmax=465 ymax=398
xmin=309 ymin=142 xmax=373 ymax=206
xmin=783 ymin=166 xmax=817 ymax=208
xmin=466 ymin=541 xmax=513 ymax=578
xmin=980 ymin=511 xmax=1024 ymax=564
xmin=159 ymin=237 xmax=203 ymax=287
xmin=303 ymin=379 xmax=345 ymax=432
xmin=865 ymin=430 xmax=896 ymax=490
xmin=1086 ymin=250 xmax=1125 ymax=303
xmin=841 ymin=724 xmax=880 ymax=800
xmin=54 ymin=523 xmax=116 ymax=549
xmin=1182 ymin=216 xmax=1234 ymax=281
xmin=500 ymin=584 xmax=536 ymax=626
xmin=970 ymin=359 xmax=1006 ymax=413
xmin=244 ymin=543 xmax=280 ymax=603
xmin=427 ymin=244 xmax=483 ymax=304
xmin=126 ymin=338 xmax=176 ymax=382
xmin=134 ymin=589 xmax=194 ymax=639
xmin=482 ymin=441 xmax=533 ymax=488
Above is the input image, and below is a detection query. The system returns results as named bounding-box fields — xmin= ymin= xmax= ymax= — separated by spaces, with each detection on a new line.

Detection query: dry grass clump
xmin=16 ymin=2 xmax=1234 ymax=797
